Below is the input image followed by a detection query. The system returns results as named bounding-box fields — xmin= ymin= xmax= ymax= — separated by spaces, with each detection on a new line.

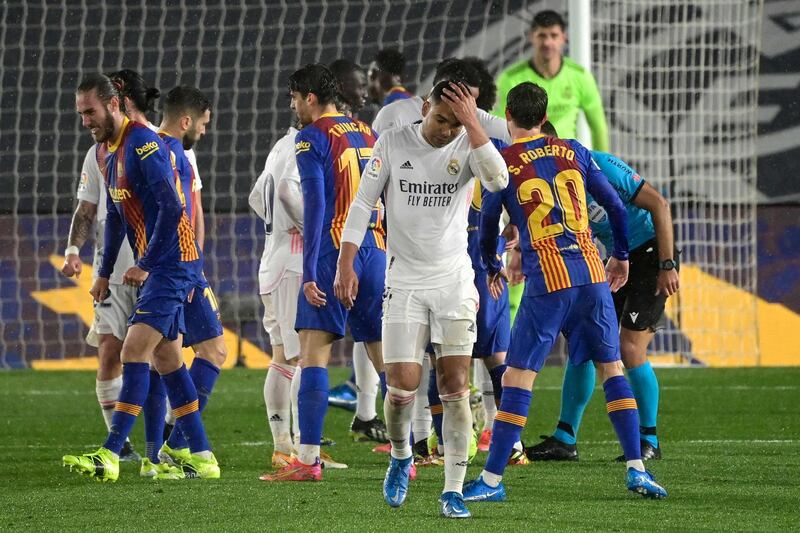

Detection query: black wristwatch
xmin=658 ymin=259 xmax=677 ymax=271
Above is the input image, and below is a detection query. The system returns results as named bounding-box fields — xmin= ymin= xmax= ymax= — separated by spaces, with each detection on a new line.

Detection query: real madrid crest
xmin=447 ymin=159 xmax=460 ymax=175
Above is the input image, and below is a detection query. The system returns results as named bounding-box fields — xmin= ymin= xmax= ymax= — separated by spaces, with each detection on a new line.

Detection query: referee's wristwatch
xmin=658 ymin=259 xmax=677 ymax=271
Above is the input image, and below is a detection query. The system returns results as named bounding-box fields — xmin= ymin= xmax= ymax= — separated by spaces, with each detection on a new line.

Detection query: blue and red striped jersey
xmin=480 ymin=135 xmax=628 ymax=296
xmin=158 ymin=132 xmax=199 ymax=231
xmin=383 ymin=86 xmax=414 ymax=106
xmin=295 ymin=112 xmax=385 ymax=283
xmin=96 ymin=118 xmax=199 ymax=276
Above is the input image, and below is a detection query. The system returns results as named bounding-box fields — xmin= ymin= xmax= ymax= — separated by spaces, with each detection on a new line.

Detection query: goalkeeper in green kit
xmin=493 ymin=9 xmax=609 ymax=322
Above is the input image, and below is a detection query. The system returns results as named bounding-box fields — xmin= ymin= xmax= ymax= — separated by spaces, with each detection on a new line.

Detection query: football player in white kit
xmin=335 ymin=80 xmax=508 ymax=518
xmin=250 ymin=125 xmax=305 ymax=471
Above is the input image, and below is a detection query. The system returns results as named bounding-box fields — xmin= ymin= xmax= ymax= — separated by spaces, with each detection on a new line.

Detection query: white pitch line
xmin=2 ymin=439 xmax=797 ymax=450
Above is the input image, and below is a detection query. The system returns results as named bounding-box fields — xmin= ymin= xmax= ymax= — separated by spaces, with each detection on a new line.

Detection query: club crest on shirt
xmin=78 ymin=172 xmax=89 ymax=192
xmin=447 ymin=159 xmax=460 ymax=175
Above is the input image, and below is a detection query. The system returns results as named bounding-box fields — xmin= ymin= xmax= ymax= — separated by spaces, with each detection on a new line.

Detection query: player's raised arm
xmin=336 ymin=137 xmax=390 ymax=308
xmin=442 ymin=82 xmax=508 ymax=192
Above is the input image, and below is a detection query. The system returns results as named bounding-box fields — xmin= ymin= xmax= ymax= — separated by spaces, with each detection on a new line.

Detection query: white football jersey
xmin=342 ymin=123 xmax=507 ymax=290
xmin=251 ymin=127 xmax=304 ymax=294
xmin=372 ymin=96 xmax=424 ymax=134
xmin=372 ymin=95 xmax=510 ymax=145
xmin=76 ymin=145 xmax=136 ymax=285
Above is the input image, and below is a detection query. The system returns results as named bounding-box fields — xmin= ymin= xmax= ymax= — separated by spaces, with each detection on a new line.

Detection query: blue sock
xmin=628 ymin=361 xmax=659 ymax=447
xmin=379 ymin=371 xmax=387 ymax=400
xmin=298 ymin=366 xmax=329 ymax=446
xmin=553 ymin=361 xmax=596 ymax=445
xmin=162 ymin=364 xmax=210 ymax=453
xmin=167 ymin=358 xmax=220 ymax=449
xmin=485 ymin=386 xmax=532 ymax=477
xmin=103 ymin=362 xmax=149 ymax=454
xmin=427 ymin=368 xmax=443 ymax=448
xmin=143 ymin=370 xmax=166 ymax=462
xmin=603 ymin=375 xmax=641 ymax=461
xmin=488 ymin=364 xmax=506 ymax=403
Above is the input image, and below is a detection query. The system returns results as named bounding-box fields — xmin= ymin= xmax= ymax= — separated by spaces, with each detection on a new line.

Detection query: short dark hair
xmin=540 ymin=120 xmax=558 ymax=137
xmin=428 ymin=78 xmax=469 ymax=105
xmin=531 ymin=10 xmax=566 ymax=31
xmin=329 ymin=59 xmax=364 ymax=79
xmin=76 ymin=73 xmax=118 ymax=103
xmin=374 ymin=48 xmax=405 ymax=77
xmin=107 ymin=69 xmax=160 ymax=113
xmin=163 ymin=86 xmax=212 ymax=120
xmin=288 ymin=63 xmax=339 ymax=106
xmin=506 ymin=82 xmax=548 ymax=129
xmin=433 ymin=58 xmax=481 ymax=90
xmin=461 ymin=57 xmax=497 ymax=112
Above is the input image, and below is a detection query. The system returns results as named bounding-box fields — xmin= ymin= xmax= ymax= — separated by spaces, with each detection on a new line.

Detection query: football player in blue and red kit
xmin=63 ymin=74 xmax=218 ymax=481
xmin=264 ymin=64 xmax=386 ymax=481
xmin=462 ymin=82 xmax=667 ymax=503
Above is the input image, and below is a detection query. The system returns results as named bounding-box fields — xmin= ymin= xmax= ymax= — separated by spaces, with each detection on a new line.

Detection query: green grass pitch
xmin=2 ymin=367 xmax=799 ymax=531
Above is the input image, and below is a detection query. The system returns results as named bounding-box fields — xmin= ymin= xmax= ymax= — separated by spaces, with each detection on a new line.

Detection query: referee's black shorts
xmin=612 ymin=239 xmax=680 ymax=332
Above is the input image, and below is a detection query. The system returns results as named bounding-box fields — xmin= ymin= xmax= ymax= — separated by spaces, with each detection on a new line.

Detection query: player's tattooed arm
xmin=62 ymin=200 xmax=97 ymax=278
xmin=68 ymin=200 xmax=97 ymax=248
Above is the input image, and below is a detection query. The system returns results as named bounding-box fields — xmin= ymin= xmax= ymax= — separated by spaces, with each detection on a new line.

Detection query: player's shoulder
xmin=561 ymin=57 xmax=589 ymax=75
xmin=125 ymin=123 xmax=164 ymax=161
xmin=276 ymin=127 xmax=298 ymax=151
xmin=294 ymin=124 xmax=322 ymax=154
xmin=591 ymin=150 xmax=639 ymax=180
xmin=498 ymin=59 xmax=531 ymax=80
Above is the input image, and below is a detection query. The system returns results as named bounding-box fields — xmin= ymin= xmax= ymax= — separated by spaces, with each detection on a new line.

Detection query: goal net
xmin=0 ymin=0 xmax=762 ymax=368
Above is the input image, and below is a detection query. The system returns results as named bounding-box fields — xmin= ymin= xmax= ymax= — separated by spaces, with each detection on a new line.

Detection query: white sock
xmin=385 ymin=386 xmax=417 ymax=460
xmin=164 ymin=398 xmax=176 ymax=426
xmin=298 ymin=444 xmax=319 ymax=466
xmin=627 ymin=459 xmax=646 ymax=472
xmin=290 ymin=367 xmax=301 ymax=451
xmin=353 ymin=342 xmax=379 ymax=422
xmin=475 ymin=363 xmax=497 ymax=429
xmin=95 ymin=376 xmax=122 ymax=430
xmin=481 ymin=469 xmax=503 ymax=487
xmin=411 ymin=356 xmax=432 ymax=442
xmin=441 ymin=389 xmax=472 ymax=495
xmin=264 ymin=362 xmax=296 ymax=455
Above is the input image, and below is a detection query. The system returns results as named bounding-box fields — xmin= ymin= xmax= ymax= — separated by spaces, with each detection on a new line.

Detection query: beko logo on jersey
xmin=295 ymin=141 xmax=311 ymax=154
xmin=400 ymin=179 xmax=458 ymax=207
xmin=135 ymin=141 xmax=160 ymax=159
xmin=108 ymin=187 xmax=131 ymax=201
